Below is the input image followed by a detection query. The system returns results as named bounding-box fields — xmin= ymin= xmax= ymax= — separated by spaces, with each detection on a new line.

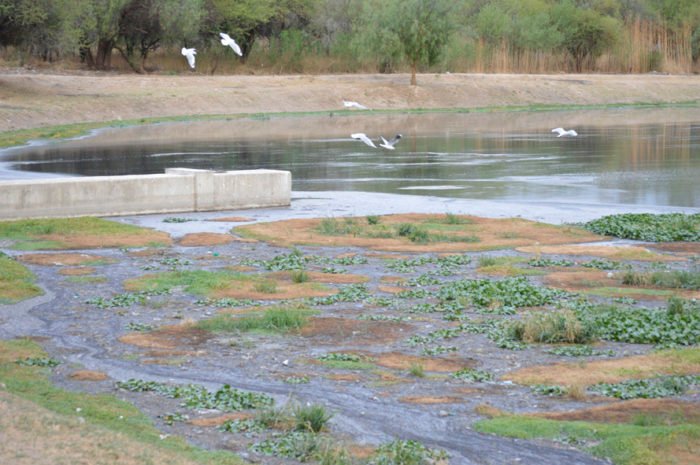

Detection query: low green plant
xmin=452 ymin=368 xmax=493 ymax=382
xmin=86 ymin=289 xmax=170 ymax=308
xmin=421 ymin=346 xmax=457 ymax=356
xmin=254 ymin=279 xmax=278 ymax=294
xmin=581 ymin=259 xmax=625 ymax=270
xmin=15 ymin=357 xmax=60 ymax=367
xmin=162 ymin=217 xmax=196 ymax=223
xmin=509 ymin=310 xmax=596 ymax=344
xmin=408 ymin=363 xmax=425 ymax=378
xmin=196 ymin=305 xmax=314 ymax=333
xmin=310 ymin=284 xmax=370 ymax=305
xmin=438 ymin=276 xmax=565 ymax=309
xmin=116 ymin=379 xmax=273 ymax=411
xmin=291 ymin=270 xmax=310 ymax=283
xmin=284 ymin=376 xmax=310 ymax=384
xmin=396 ymin=223 xmax=430 ymax=243
xmin=219 ymin=418 xmax=267 ymax=434
xmin=584 ymin=213 xmax=700 ymax=242
xmin=589 ymin=375 xmax=699 ymax=400
xmin=316 ymin=352 xmax=374 ymax=370
xmin=294 ymin=403 xmax=333 ymax=432
xmin=371 ymin=439 xmax=448 ymax=465
xmin=580 ymin=301 xmax=700 ymax=346
xmin=528 ymin=257 xmax=575 ymax=268
xmin=531 ymin=384 xmax=568 ymax=396
xmin=478 ymin=256 xmax=497 ymax=267
xmin=250 ymin=431 xmax=321 ymax=461
xmin=367 ymin=215 xmax=381 ymax=225
xmin=126 ymin=322 xmax=154 ymax=332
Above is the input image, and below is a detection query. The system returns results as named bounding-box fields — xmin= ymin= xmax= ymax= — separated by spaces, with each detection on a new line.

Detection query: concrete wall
xmin=0 ymin=169 xmax=291 ymax=220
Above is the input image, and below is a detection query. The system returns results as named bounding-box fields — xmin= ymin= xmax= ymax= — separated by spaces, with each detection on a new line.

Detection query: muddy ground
xmin=1 ymin=211 xmax=698 ymax=465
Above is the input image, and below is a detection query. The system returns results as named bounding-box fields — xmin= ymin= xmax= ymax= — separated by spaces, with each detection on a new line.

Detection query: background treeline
xmin=1 ymin=0 xmax=699 ymax=75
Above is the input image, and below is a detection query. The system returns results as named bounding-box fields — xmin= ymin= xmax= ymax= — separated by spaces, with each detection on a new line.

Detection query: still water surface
xmin=2 ymin=111 xmax=699 ymax=208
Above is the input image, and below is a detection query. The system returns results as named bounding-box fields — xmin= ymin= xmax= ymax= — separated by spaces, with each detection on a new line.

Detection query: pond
xmin=2 ymin=108 xmax=699 ymax=209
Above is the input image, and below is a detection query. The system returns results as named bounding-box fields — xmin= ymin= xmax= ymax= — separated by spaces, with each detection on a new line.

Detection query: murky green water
xmin=2 ymin=110 xmax=699 ymax=207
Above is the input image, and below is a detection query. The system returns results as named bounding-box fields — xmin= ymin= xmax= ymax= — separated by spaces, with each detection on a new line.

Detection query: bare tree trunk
xmin=94 ymin=38 xmax=114 ymax=70
xmin=115 ymin=44 xmax=144 ymax=74
xmin=410 ymin=61 xmax=417 ymax=86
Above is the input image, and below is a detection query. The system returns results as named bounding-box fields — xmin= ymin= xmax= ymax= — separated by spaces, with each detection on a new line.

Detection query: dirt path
xmin=1 ymin=70 xmax=699 ymax=132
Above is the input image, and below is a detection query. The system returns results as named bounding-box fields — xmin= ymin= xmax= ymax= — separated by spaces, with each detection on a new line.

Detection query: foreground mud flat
xmin=1 ymin=212 xmax=698 ymax=465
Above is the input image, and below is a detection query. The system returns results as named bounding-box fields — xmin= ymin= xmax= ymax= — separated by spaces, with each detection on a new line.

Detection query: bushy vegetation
xmin=584 ymin=213 xmax=700 ymax=242
xmin=622 ymin=269 xmax=700 ymax=290
xmin=2 ymin=0 xmax=699 ymax=74
xmin=509 ymin=309 xmax=597 ymax=344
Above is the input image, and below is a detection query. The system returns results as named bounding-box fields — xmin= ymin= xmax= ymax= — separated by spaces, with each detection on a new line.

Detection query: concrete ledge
xmin=0 ymin=169 xmax=291 ymax=220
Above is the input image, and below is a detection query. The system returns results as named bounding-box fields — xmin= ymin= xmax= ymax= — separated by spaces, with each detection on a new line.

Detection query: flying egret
xmin=220 ymin=32 xmax=242 ymax=56
xmin=181 ymin=47 xmax=196 ymax=69
xmin=552 ymin=127 xmax=578 ymax=137
xmin=343 ymin=100 xmax=369 ymax=110
xmin=379 ymin=134 xmax=402 ymax=150
xmin=351 ymin=133 xmax=377 ymax=148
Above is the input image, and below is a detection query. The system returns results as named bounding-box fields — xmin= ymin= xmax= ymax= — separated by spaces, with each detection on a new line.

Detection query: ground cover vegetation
xmin=2 ymin=214 xmax=700 ymax=465
xmin=2 ymin=0 xmax=699 ymax=76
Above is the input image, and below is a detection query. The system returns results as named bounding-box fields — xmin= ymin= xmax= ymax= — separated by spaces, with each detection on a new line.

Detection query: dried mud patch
xmin=18 ymin=253 xmax=110 ymax=266
xmin=235 ymin=214 xmax=600 ymax=252
xmin=399 ymin=396 xmax=463 ymax=404
xmin=504 ymin=351 xmax=699 ymax=387
xmin=267 ymin=270 xmax=369 ymax=284
xmin=69 ymin=370 xmax=109 ymax=381
xmin=189 ymin=412 xmax=253 ymax=427
xmin=647 ymin=242 xmax=700 ymax=255
xmin=517 ymin=244 xmax=681 ymax=262
xmin=370 ymin=352 xmax=475 ymax=373
xmin=119 ymin=324 xmax=212 ymax=350
xmin=178 ymin=233 xmax=234 ymax=247
xmin=298 ymin=317 xmax=411 ymax=345
xmin=41 ymin=231 xmax=172 ymax=249
xmin=545 ymin=269 xmax=700 ymax=299
xmin=533 ymin=399 xmax=700 ymax=424
xmin=58 ymin=266 xmax=97 ymax=276
xmin=212 ymin=280 xmax=334 ymax=300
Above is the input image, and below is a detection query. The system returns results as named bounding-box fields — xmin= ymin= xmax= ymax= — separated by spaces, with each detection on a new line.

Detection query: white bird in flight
xmin=343 ymin=100 xmax=369 ymax=110
xmin=351 ymin=133 xmax=376 ymax=148
xmin=181 ymin=47 xmax=196 ymax=69
xmin=379 ymin=134 xmax=402 ymax=150
xmin=220 ymin=32 xmax=242 ymax=56
xmin=552 ymin=127 xmax=578 ymax=137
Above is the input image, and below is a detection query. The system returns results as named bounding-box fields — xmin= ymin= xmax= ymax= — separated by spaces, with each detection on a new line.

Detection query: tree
xmin=116 ymin=0 xmax=202 ymax=73
xmin=553 ymin=1 xmax=620 ymax=71
xmin=76 ymin=0 xmax=130 ymax=69
xmin=356 ymin=0 xmax=453 ymax=85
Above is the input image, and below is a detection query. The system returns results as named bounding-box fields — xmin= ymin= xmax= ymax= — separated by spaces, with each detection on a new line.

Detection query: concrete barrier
xmin=0 ymin=168 xmax=291 ymax=220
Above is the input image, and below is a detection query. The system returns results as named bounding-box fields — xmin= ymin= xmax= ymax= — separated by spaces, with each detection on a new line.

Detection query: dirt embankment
xmin=1 ymin=70 xmax=699 ymax=132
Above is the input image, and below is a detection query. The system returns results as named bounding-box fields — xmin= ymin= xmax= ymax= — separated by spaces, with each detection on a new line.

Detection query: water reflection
xmin=1 ymin=111 xmax=699 ymax=208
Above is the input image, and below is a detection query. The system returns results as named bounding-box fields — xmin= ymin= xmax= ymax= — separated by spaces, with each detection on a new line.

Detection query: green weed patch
xmin=475 ymin=414 xmax=700 ymax=465
xmin=584 ymin=213 xmax=700 ymax=242
xmin=0 ymin=252 xmax=42 ymax=303
xmin=196 ymin=305 xmax=315 ymax=333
